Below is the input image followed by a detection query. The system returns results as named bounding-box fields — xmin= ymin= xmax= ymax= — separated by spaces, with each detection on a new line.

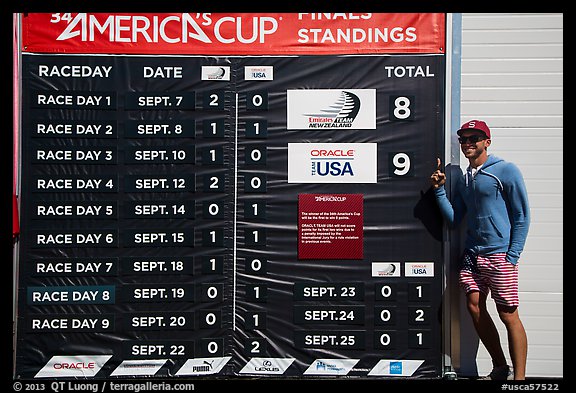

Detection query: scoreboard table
xmin=14 ymin=13 xmax=447 ymax=379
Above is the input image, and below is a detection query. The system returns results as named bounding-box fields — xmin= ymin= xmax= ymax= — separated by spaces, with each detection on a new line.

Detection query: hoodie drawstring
xmin=479 ymin=169 xmax=504 ymax=191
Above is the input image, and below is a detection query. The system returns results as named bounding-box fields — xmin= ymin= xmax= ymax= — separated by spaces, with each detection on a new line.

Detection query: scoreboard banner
xmin=14 ymin=13 xmax=447 ymax=379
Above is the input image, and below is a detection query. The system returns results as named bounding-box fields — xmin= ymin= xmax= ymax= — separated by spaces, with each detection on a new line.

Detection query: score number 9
xmin=390 ymin=152 xmax=413 ymax=177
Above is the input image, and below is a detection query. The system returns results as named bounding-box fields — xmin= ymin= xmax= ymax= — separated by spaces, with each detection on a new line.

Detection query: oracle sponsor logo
xmin=53 ymin=361 xmax=95 ymax=370
xmin=35 ymin=355 xmax=112 ymax=378
xmin=310 ymin=149 xmax=354 ymax=157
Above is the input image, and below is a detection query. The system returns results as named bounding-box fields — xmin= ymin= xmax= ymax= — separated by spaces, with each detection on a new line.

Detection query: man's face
xmin=458 ymin=130 xmax=491 ymax=160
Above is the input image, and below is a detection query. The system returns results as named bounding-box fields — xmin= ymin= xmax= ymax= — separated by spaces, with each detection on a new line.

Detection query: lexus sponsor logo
xmin=239 ymin=357 xmax=295 ymax=375
xmin=287 ymin=89 xmax=376 ymax=130
xmin=288 ymin=143 xmax=377 ymax=183
xmin=35 ymin=355 xmax=112 ymax=378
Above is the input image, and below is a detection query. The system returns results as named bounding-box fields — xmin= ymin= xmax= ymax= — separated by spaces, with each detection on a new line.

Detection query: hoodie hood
xmin=478 ymin=155 xmax=504 ymax=170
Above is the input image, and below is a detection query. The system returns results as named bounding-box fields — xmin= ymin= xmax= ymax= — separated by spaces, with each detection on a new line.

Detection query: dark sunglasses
xmin=458 ymin=135 xmax=487 ymax=144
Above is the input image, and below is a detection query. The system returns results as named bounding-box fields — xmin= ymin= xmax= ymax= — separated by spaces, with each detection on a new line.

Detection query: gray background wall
xmin=457 ymin=12 xmax=563 ymax=378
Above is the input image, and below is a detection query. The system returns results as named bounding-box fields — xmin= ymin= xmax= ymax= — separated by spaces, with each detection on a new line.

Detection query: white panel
xmin=521 ymin=278 xmax=564 ymax=293
xmin=527 ymin=195 xmax=563 ymax=209
xmin=463 ymin=29 xmax=563 ymax=44
xmin=489 ymin=151 xmax=561 ymax=164
xmin=520 ymin=251 xmax=563 ymax=265
xmin=462 ymin=87 xmax=563 ymax=101
xmin=461 ymin=102 xmax=562 ymax=115
xmin=523 ymin=237 xmax=563 ymax=250
xmin=520 ymin=222 xmax=562 ymax=236
xmin=461 ymin=73 xmax=563 ymax=87
xmin=527 ymin=208 xmax=564 ymax=223
xmin=458 ymin=116 xmax=563 ymax=128
xmin=462 ymin=13 xmax=563 ymax=30
xmin=462 ymin=44 xmax=563 ymax=59
xmin=463 ymin=58 xmax=563 ymax=73
xmin=490 ymin=132 xmax=563 ymax=148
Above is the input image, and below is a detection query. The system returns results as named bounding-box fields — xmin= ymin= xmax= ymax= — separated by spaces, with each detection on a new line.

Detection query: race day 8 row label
xmin=27 ymin=284 xmax=225 ymax=305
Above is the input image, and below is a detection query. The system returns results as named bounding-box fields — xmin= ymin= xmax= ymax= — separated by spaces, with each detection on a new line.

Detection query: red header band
xmin=21 ymin=13 xmax=445 ymax=55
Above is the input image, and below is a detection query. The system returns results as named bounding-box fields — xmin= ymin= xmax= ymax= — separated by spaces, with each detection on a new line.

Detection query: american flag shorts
xmin=459 ymin=252 xmax=519 ymax=307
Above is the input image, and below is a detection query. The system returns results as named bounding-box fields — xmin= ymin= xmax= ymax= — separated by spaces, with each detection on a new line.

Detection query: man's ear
xmin=485 ymin=138 xmax=492 ymax=147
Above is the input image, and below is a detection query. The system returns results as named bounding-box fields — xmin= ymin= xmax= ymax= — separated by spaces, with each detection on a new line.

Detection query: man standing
xmin=430 ymin=120 xmax=530 ymax=380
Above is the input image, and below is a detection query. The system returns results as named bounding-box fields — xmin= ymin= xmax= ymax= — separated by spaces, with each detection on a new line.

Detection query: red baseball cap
xmin=457 ymin=120 xmax=491 ymax=139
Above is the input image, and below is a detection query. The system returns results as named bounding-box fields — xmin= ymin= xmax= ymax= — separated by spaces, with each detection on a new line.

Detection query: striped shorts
xmin=459 ymin=252 xmax=519 ymax=307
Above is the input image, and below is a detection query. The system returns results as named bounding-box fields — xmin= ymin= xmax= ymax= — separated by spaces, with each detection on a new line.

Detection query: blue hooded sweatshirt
xmin=434 ymin=155 xmax=530 ymax=264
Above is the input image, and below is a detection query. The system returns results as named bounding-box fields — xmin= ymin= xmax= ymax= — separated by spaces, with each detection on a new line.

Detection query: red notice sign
xmin=298 ymin=194 xmax=363 ymax=260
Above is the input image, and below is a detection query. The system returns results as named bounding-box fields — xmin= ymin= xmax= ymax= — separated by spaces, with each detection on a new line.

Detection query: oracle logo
xmin=310 ymin=149 xmax=354 ymax=157
xmin=36 ymin=355 xmax=112 ymax=378
xmin=54 ymin=362 xmax=95 ymax=369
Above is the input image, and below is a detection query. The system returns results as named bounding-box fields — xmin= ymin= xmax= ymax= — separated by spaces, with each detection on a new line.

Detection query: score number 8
xmin=390 ymin=95 xmax=414 ymax=121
